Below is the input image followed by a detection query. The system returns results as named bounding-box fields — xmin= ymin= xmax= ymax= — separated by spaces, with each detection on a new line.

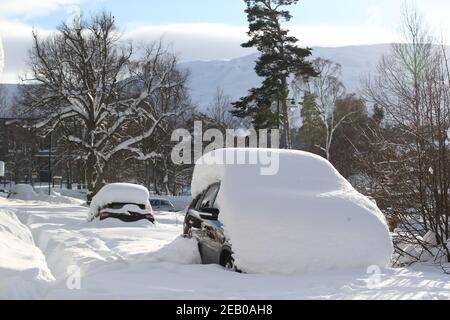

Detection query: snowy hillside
xmin=180 ymin=44 xmax=391 ymax=111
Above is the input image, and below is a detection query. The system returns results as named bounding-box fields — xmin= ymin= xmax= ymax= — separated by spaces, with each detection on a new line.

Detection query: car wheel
xmin=183 ymin=224 xmax=194 ymax=239
xmin=221 ymin=251 xmax=234 ymax=270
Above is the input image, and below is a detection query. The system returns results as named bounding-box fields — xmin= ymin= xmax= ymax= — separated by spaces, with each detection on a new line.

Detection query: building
xmin=0 ymin=118 xmax=60 ymax=184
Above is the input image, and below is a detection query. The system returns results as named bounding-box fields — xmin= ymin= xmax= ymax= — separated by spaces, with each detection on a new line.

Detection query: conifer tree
xmin=232 ymin=0 xmax=317 ymax=148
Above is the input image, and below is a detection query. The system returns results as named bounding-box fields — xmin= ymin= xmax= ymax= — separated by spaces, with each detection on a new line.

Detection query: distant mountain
xmin=179 ymin=44 xmax=392 ymax=111
xmin=1 ymin=44 xmax=393 ymax=116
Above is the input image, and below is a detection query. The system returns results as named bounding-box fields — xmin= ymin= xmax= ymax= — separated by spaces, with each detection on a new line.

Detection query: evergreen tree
xmin=299 ymin=92 xmax=325 ymax=154
xmin=232 ymin=0 xmax=317 ymax=148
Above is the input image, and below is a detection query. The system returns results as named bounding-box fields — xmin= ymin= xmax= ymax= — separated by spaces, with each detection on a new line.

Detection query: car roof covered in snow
xmin=191 ymin=148 xmax=353 ymax=197
xmin=94 ymin=183 xmax=150 ymax=205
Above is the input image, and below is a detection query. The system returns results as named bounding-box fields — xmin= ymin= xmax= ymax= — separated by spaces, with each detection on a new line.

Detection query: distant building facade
xmin=0 ymin=117 xmax=61 ymax=184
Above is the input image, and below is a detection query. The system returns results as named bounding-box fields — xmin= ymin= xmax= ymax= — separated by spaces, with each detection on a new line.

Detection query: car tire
xmin=183 ymin=224 xmax=192 ymax=238
xmin=221 ymin=251 xmax=234 ymax=270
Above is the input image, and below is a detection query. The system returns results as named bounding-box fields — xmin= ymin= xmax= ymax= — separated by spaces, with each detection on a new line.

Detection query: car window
xmin=161 ymin=200 xmax=170 ymax=206
xmin=200 ymin=184 xmax=220 ymax=209
xmin=150 ymin=200 xmax=160 ymax=206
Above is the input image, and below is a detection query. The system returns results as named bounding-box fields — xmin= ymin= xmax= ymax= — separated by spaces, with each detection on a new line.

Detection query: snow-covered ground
xmin=0 ymin=195 xmax=449 ymax=300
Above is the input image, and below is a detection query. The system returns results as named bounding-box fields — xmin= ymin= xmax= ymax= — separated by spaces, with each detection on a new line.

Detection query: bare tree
xmin=294 ymin=58 xmax=349 ymax=160
xmin=362 ymin=5 xmax=450 ymax=266
xmin=207 ymin=88 xmax=242 ymax=129
xmin=24 ymin=13 xmax=179 ymax=200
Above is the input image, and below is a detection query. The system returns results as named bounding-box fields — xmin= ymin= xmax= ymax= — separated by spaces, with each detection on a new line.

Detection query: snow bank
xmin=153 ymin=237 xmax=202 ymax=264
xmin=88 ymin=183 xmax=152 ymax=221
xmin=191 ymin=148 xmax=393 ymax=274
xmin=0 ymin=209 xmax=54 ymax=298
xmin=9 ymin=184 xmax=38 ymax=201
xmin=8 ymin=184 xmax=83 ymax=205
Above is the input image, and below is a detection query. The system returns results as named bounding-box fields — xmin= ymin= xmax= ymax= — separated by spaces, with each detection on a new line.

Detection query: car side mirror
xmin=199 ymin=207 xmax=219 ymax=220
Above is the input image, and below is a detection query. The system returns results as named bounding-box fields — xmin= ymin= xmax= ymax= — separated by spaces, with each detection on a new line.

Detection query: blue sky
xmin=0 ymin=0 xmax=449 ymax=83
xmin=6 ymin=0 xmax=401 ymax=29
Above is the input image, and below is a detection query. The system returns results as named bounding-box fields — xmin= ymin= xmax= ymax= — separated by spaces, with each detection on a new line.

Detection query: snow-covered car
xmin=88 ymin=183 xmax=155 ymax=223
xmin=185 ymin=148 xmax=393 ymax=274
xmin=150 ymin=198 xmax=176 ymax=212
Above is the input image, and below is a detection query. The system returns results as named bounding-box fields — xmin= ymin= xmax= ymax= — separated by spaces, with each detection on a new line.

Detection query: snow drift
xmin=191 ymin=148 xmax=393 ymax=274
xmin=88 ymin=183 xmax=152 ymax=221
xmin=8 ymin=184 xmax=83 ymax=204
xmin=0 ymin=209 xmax=54 ymax=298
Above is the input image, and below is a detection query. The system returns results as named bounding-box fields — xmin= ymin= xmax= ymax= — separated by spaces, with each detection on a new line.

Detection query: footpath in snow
xmin=0 ymin=196 xmax=449 ymax=299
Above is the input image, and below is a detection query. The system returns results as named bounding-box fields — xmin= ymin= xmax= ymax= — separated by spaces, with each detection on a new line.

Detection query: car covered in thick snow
xmin=184 ymin=148 xmax=393 ymax=274
xmin=88 ymin=183 xmax=155 ymax=223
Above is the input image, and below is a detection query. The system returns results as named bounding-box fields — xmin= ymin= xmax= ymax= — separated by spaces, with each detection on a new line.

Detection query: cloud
xmin=0 ymin=21 xmax=401 ymax=83
xmin=0 ymin=20 xmax=52 ymax=83
xmin=123 ymin=23 xmax=399 ymax=61
xmin=0 ymin=0 xmax=83 ymax=19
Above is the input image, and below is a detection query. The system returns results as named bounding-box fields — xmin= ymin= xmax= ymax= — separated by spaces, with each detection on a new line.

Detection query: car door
xmin=196 ymin=184 xmax=223 ymax=264
xmin=185 ymin=193 xmax=204 ymax=235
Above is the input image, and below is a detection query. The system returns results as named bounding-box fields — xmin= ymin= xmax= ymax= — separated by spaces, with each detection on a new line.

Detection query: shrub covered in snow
xmin=88 ymin=183 xmax=152 ymax=221
xmin=191 ymin=148 xmax=393 ymax=274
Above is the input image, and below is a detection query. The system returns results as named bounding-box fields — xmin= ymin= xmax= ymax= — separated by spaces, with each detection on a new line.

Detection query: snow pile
xmin=0 ymin=209 xmax=54 ymax=298
xmin=9 ymin=184 xmax=38 ymax=201
xmin=394 ymin=231 xmax=449 ymax=266
xmin=8 ymin=184 xmax=83 ymax=204
xmin=153 ymin=237 xmax=202 ymax=264
xmin=192 ymin=148 xmax=393 ymax=274
xmin=88 ymin=183 xmax=152 ymax=221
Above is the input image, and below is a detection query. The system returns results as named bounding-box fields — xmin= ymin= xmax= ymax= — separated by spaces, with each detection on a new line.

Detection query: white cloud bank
xmin=0 ymin=0 xmax=82 ymax=18
xmin=0 ymin=21 xmax=401 ymax=83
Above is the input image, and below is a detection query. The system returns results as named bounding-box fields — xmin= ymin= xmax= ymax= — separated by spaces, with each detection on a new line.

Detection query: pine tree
xmin=232 ymin=0 xmax=317 ymax=148
xmin=299 ymin=92 xmax=325 ymax=154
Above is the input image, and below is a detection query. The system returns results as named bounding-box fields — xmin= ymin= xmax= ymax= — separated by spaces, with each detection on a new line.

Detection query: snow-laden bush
xmin=192 ymin=148 xmax=393 ymax=274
